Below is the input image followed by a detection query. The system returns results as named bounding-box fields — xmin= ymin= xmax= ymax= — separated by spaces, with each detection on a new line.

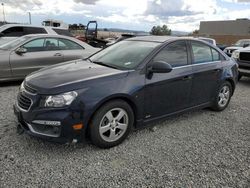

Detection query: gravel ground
xmin=0 ymin=78 xmax=250 ymax=187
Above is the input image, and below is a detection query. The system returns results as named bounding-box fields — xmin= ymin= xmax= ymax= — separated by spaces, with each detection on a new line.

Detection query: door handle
xmin=182 ymin=75 xmax=192 ymax=81
xmin=54 ymin=53 xmax=62 ymax=57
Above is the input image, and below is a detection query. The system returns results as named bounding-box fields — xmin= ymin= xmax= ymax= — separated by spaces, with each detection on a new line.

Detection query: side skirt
xmin=135 ymin=102 xmax=211 ymax=129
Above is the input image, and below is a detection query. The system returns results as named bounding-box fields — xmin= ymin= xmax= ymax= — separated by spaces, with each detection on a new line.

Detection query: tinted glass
xmin=191 ymin=42 xmax=213 ymax=64
xmin=90 ymin=41 xmax=160 ymax=70
xmin=44 ymin=38 xmax=59 ymax=51
xmin=58 ymin=38 xmax=83 ymax=50
xmin=211 ymin=48 xmax=220 ymax=61
xmin=52 ymin=29 xmax=73 ymax=37
xmin=24 ymin=27 xmax=47 ymax=34
xmin=153 ymin=41 xmax=188 ymax=67
xmin=2 ymin=27 xmax=24 ymax=37
xmin=23 ymin=39 xmax=45 ymax=52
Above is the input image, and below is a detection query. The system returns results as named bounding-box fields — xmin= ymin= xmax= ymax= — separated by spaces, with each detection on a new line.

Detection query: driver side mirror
xmin=16 ymin=47 xmax=27 ymax=55
xmin=148 ymin=61 xmax=173 ymax=73
xmin=147 ymin=61 xmax=173 ymax=79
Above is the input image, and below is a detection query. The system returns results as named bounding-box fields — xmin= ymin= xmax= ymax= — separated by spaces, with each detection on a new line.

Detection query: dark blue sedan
xmin=14 ymin=36 xmax=238 ymax=148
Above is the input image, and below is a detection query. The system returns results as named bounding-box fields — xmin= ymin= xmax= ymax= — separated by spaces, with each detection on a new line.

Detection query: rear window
xmin=52 ymin=29 xmax=73 ymax=37
xmin=1 ymin=26 xmax=24 ymax=37
xmin=24 ymin=27 xmax=47 ymax=34
xmin=191 ymin=42 xmax=213 ymax=64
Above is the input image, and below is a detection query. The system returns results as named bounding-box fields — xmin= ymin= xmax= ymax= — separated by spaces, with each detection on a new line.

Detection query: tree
xmin=150 ymin=25 xmax=171 ymax=36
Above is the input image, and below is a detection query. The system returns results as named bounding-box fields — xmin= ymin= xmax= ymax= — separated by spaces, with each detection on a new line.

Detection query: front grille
xmin=239 ymin=52 xmax=250 ymax=62
xmin=17 ymin=93 xmax=32 ymax=111
xmin=24 ymin=83 xmax=37 ymax=94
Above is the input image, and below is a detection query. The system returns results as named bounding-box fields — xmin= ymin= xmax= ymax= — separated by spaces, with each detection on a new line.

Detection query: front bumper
xmin=13 ymin=103 xmax=86 ymax=144
xmin=237 ymin=60 xmax=250 ymax=77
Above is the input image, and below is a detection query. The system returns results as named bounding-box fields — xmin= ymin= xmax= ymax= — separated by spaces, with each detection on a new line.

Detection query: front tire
xmin=211 ymin=81 xmax=232 ymax=111
xmin=90 ymin=100 xmax=134 ymax=148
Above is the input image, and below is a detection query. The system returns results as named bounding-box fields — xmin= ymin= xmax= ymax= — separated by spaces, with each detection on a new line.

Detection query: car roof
xmin=127 ymin=36 xmax=177 ymax=43
xmin=238 ymin=39 xmax=250 ymax=42
xmin=0 ymin=24 xmax=68 ymax=30
xmin=23 ymin=34 xmax=71 ymax=38
xmin=126 ymin=35 xmax=214 ymax=43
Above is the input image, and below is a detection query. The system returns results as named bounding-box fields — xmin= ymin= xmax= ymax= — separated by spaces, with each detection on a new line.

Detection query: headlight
xmin=20 ymin=81 xmax=24 ymax=91
xmin=232 ymin=51 xmax=240 ymax=59
xmin=44 ymin=91 xmax=78 ymax=108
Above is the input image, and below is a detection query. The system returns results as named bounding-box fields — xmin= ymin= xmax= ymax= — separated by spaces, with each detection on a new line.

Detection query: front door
xmin=144 ymin=40 xmax=193 ymax=119
xmin=10 ymin=38 xmax=64 ymax=77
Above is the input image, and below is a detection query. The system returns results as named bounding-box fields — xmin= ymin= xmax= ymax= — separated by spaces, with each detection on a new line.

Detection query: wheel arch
xmin=86 ymin=94 xmax=138 ymax=130
xmin=225 ymin=78 xmax=236 ymax=95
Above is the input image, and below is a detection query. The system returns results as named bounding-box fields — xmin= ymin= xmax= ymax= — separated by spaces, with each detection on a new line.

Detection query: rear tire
xmin=211 ymin=81 xmax=232 ymax=111
xmin=90 ymin=100 xmax=134 ymax=148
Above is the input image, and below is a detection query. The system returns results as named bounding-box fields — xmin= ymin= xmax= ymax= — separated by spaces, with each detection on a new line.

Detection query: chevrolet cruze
xmin=14 ymin=36 xmax=238 ymax=148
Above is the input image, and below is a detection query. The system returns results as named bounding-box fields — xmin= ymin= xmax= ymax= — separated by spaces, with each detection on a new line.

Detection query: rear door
xmin=10 ymin=38 xmax=64 ymax=77
xmin=58 ymin=38 xmax=86 ymax=61
xmin=189 ymin=41 xmax=223 ymax=106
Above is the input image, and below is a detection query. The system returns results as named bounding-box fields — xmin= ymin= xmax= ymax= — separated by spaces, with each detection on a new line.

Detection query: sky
xmin=1 ymin=0 xmax=250 ymax=32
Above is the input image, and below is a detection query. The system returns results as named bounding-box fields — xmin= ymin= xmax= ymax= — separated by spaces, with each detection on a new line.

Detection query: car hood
xmin=225 ymin=46 xmax=243 ymax=50
xmin=25 ymin=59 xmax=128 ymax=94
xmin=236 ymin=47 xmax=250 ymax=53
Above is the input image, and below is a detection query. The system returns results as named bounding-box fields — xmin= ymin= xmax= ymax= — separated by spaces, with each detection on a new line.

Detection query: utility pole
xmin=1 ymin=3 xmax=5 ymax=22
xmin=28 ymin=12 xmax=31 ymax=24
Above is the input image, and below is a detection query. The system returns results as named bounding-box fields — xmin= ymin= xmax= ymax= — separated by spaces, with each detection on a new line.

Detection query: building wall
xmin=209 ymin=35 xmax=250 ymax=45
xmin=200 ymin=19 xmax=250 ymax=36
xmin=199 ymin=19 xmax=250 ymax=45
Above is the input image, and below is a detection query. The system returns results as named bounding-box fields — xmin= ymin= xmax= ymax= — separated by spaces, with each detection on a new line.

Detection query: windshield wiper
xmin=92 ymin=61 xmax=118 ymax=69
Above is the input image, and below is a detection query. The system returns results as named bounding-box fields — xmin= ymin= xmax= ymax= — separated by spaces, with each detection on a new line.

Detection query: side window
xmin=44 ymin=38 xmax=59 ymax=51
xmin=24 ymin=27 xmax=47 ymax=34
xmin=191 ymin=42 xmax=213 ymax=64
xmin=153 ymin=41 xmax=188 ymax=67
xmin=211 ymin=48 xmax=220 ymax=61
xmin=2 ymin=27 xmax=24 ymax=37
xmin=23 ymin=39 xmax=45 ymax=52
xmin=58 ymin=38 xmax=83 ymax=50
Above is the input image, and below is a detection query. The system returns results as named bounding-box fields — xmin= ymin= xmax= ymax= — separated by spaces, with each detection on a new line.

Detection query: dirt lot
xmin=0 ymin=78 xmax=249 ymax=187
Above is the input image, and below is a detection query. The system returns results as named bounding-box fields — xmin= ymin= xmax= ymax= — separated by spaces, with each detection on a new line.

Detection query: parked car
xmin=0 ymin=34 xmax=100 ymax=81
xmin=198 ymin=37 xmax=216 ymax=46
xmin=0 ymin=24 xmax=73 ymax=46
xmin=232 ymin=47 xmax=250 ymax=80
xmin=224 ymin=39 xmax=250 ymax=57
xmin=14 ymin=36 xmax=238 ymax=148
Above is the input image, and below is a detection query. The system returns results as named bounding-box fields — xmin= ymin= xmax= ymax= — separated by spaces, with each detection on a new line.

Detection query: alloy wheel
xmin=99 ymin=108 xmax=129 ymax=142
xmin=218 ymin=85 xmax=230 ymax=108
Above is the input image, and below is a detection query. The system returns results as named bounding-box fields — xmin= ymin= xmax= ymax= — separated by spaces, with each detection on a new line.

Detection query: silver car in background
xmin=0 ymin=24 xmax=73 ymax=46
xmin=0 ymin=34 xmax=100 ymax=81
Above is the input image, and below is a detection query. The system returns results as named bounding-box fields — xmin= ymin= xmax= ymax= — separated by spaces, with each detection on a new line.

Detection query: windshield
xmin=90 ymin=40 xmax=160 ymax=70
xmin=234 ymin=40 xmax=250 ymax=47
xmin=0 ymin=36 xmax=31 ymax=50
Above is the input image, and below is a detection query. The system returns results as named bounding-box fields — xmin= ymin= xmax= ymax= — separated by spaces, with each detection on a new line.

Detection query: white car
xmin=0 ymin=24 xmax=72 ymax=46
xmin=223 ymin=39 xmax=250 ymax=57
